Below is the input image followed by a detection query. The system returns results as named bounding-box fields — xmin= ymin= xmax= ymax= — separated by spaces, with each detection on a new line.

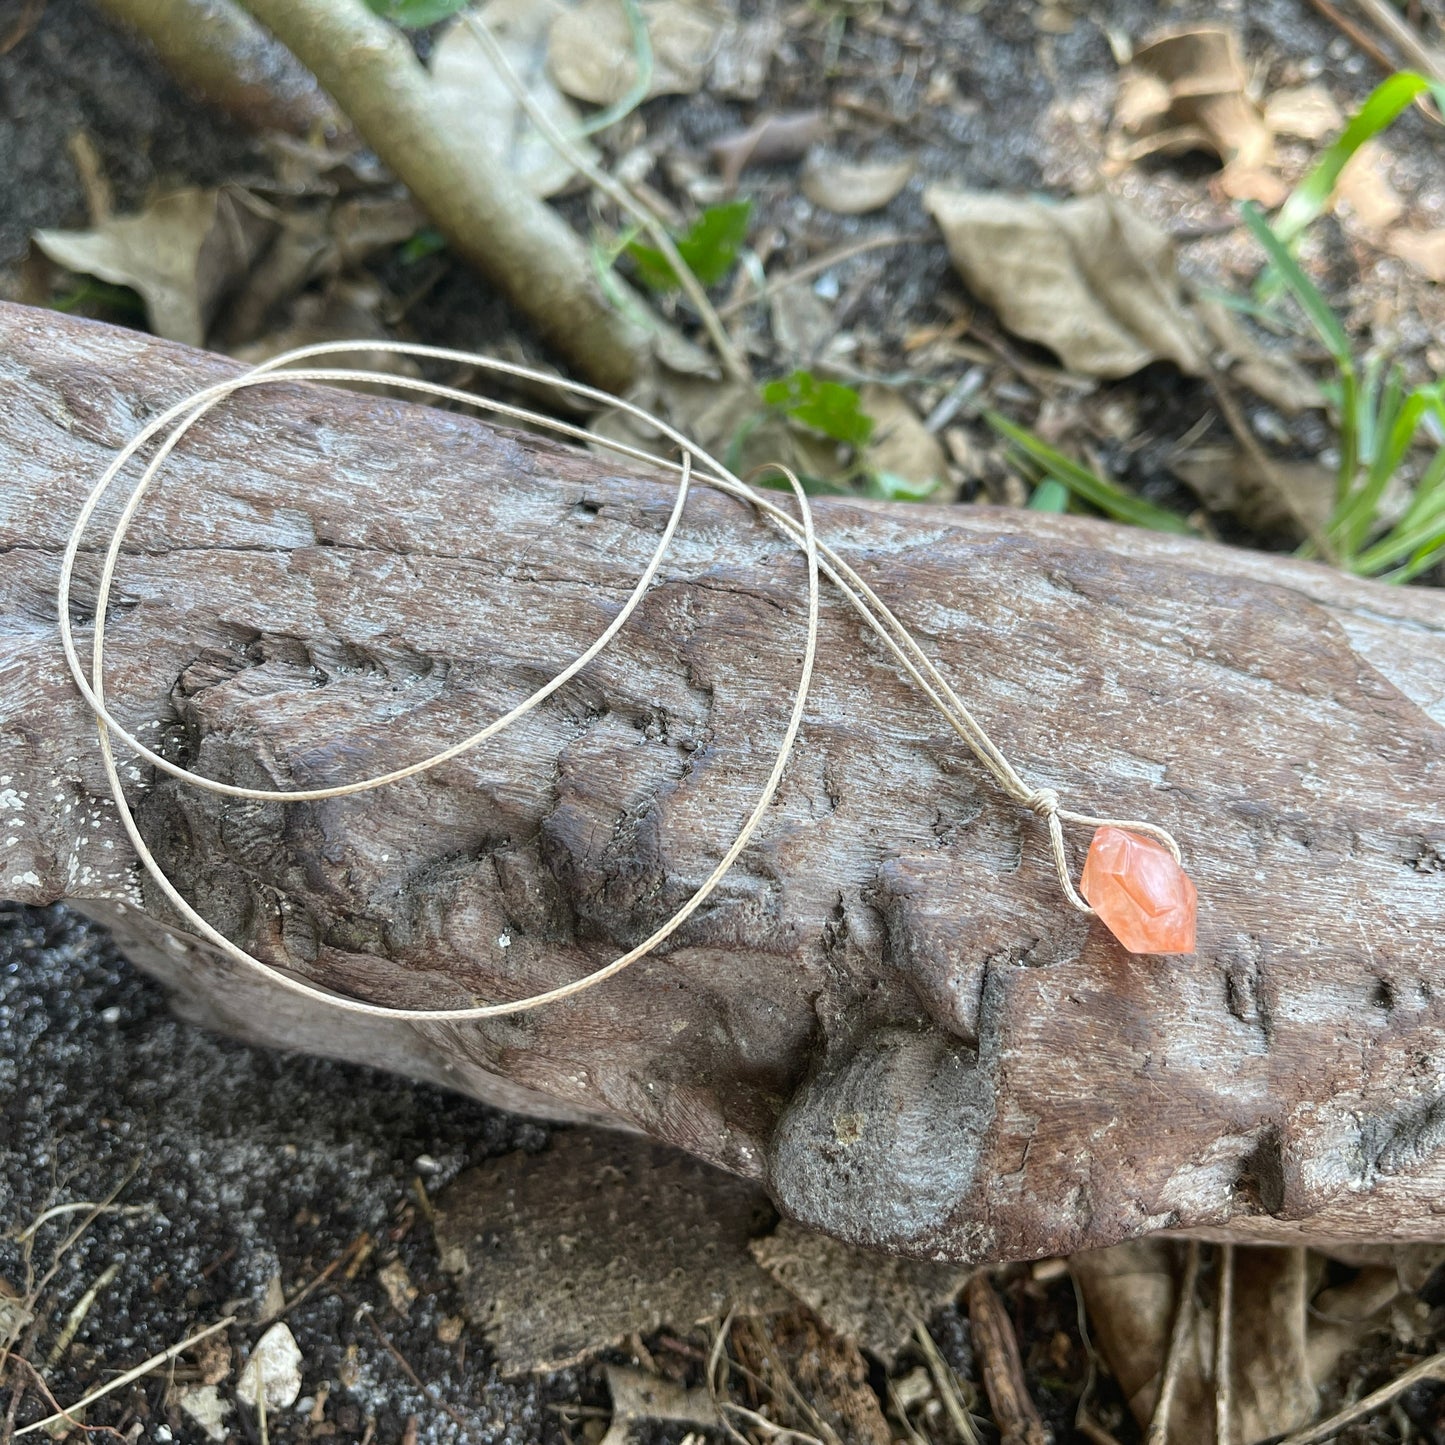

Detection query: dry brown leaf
xmin=860 ymin=384 xmax=947 ymax=495
xmin=711 ymin=110 xmax=828 ymax=191
xmin=431 ymin=0 xmax=596 ymax=199
xmin=377 ymin=1259 xmax=418 ymax=1316
xmin=924 ymin=187 xmax=1207 ymax=378
xmin=1111 ymin=29 xmax=1284 ymax=202
xmin=1070 ymin=1243 xmax=1403 ymax=1445
xmin=548 ymin=0 xmax=724 ymax=105
xmin=600 ymin=1366 xmax=718 ymax=1445
xmin=1386 ymin=227 xmax=1445 ymax=281
xmin=801 ymin=155 xmax=915 ymax=215
xmin=1114 ymin=29 xmax=1273 ymax=167
xmin=1335 ymin=141 xmax=1405 ymax=235
xmin=1193 ymin=295 xmax=1322 ymax=415
xmin=1263 ymin=83 xmax=1343 ymax=141
xmin=769 ymin=285 xmax=836 ymax=365
xmin=1172 ymin=447 xmax=1334 ymax=538
xmin=34 ymin=188 xmax=272 ymax=347
xmin=709 ymin=11 xmax=784 ymax=99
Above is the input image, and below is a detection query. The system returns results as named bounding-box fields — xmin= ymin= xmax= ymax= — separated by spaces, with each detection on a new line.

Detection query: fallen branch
xmin=91 ymin=0 xmax=338 ymax=136
xmin=233 ymin=0 xmax=651 ymax=391
xmin=3 ymin=303 xmax=1445 ymax=1265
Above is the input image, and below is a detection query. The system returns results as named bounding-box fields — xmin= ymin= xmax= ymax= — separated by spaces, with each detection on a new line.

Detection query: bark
xmin=233 ymin=0 xmax=651 ymax=392
xmin=3 ymin=302 xmax=1445 ymax=1264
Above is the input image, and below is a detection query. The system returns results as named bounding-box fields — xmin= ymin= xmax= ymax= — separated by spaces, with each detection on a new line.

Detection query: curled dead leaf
xmin=431 ymin=0 xmax=597 ymax=199
xmin=1172 ymin=447 xmax=1335 ymax=538
xmin=801 ymin=155 xmax=915 ymax=215
xmin=1112 ymin=29 xmax=1280 ymax=203
xmin=1385 ymin=227 xmax=1445 ymax=282
xmin=35 ymin=188 xmax=272 ymax=348
xmin=601 ymin=1365 xmax=718 ymax=1445
xmin=1263 ymin=83 xmax=1343 ymax=142
xmin=1073 ymin=1242 xmax=1319 ymax=1445
xmin=859 ymin=384 xmax=947 ymax=496
xmin=711 ymin=110 xmax=828 ymax=191
xmin=1335 ymin=141 xmax=1405 ymax=235
xmin=924 ymin=187 xmax=1207 ymax=379
xmin=547 ymin=0 xmax=725 ymax=106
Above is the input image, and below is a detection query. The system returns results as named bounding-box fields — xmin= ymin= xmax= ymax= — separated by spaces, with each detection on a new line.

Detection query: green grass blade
xmin=1273 ymin=73 xmax=1438 ymax=245
xmin=1335 ymin=384 xmax=1439 ymax=551
xmin=1028 ymin=478 xmax=1070 ymax=512
xmin=985 ymin=413 xmax=1193 ymax=535
xmin=1240 ymin=203 xmax=1353 ymax=369
xmin=1366 ymin=514 xmax=1445 ymax=579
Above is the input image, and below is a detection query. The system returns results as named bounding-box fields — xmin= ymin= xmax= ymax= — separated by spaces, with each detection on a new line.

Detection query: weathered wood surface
xmin=2 ymin=302 xmax=1444 ymax=1263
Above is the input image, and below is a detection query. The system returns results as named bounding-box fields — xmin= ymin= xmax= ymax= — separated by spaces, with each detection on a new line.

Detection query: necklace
xmin=60 ymin=340 xmax=1196 ymax=1025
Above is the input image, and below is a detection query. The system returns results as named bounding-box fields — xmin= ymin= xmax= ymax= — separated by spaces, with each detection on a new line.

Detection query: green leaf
xmin=626 ymin=200 xmax=752 ymax=291
xmin=398 ymin=227 xmax=447 ymax=265
xmin=1027 ymin=478 xmax=1070 ymax=513
xmin=1273 ymin=73 xmax=1444 ymax=245
xmin=864 ymin=470 xmax=940 ymax=503
xmin=754 ymin=470 xmax=852 ymax=496
xmin=985 ymin=412 xmax=1194 ymax=535
xmin=364 ymin=0 xmax=469 ymax=26
xmin=762 ymin=371 xmax=874 ymax=448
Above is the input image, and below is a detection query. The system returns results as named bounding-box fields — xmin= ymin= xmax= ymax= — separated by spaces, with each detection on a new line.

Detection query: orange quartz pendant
xmin=1080 ymin=825 xmax=1197 ymax=955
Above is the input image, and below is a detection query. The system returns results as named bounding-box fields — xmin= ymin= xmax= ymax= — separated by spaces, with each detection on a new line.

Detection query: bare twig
xmin=235 ymin=0 xmax=651 ymax=391
xmin=1276 ymin=1350 xmax=1445 ymax=1445
xmin=11 ymin=1203 xmax=149 ymax=1246
xmin=1214 ymin=1244 xmax=1234 ymax=1445
xmin=361 ymin=1309 xmax=470 ymax=1431
xmin=912 ymin=1316 xmax=981 ymax=1445
xmin=45 ymin=1261 xmax=121 ymax=1371
xmin=13 ymin=1316 xmax=237 ymax=1439
xmin=964 ymin=1276 xmax=1049 ymax=1445
xmin=1146 ymin=1242 xmax=1200 ymax=1445
xmin=263 ymin=1232 xmax=370 ymax=1323
xmin=1301 ymin=0 xmax=1402 ymax=72
xmin=1348 ymin=0 xmax=1445 ymax=80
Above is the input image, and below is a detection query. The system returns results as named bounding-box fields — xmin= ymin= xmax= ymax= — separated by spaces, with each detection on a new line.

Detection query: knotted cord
xmin=60 ymin=340 xmax=1183 ymax=1021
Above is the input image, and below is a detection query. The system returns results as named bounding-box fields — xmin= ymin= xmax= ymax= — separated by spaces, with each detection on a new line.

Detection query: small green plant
xmin=984 ymin=413 xmax=1194 ymax=534
xmin=626 ymin=200 xmax=752 ymax=291
xmin=1271 ymin=72 xmax=1445 ymax=248
xmin=762 ymin=370 xmax=874 ymax=449
xmin=1242 ymin=202 xmax=1445 ymax=581
xmin=397 ymin=227 xmax=447 ymax=265
xmin=363 ymin=0 xmax=468 ymax=26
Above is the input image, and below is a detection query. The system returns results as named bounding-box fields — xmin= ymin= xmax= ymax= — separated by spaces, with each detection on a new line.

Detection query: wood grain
xmin=2 ymin=302 xmax=1443 ymax=1263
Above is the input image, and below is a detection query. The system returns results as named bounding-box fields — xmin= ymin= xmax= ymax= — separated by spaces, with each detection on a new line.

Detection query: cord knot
xmin=1025 ymin=787 xmax=1060 ymax=818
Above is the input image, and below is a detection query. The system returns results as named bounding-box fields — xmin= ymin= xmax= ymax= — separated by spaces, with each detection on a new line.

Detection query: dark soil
xmin=4 ymin=0 xmax=1445 ymax=1441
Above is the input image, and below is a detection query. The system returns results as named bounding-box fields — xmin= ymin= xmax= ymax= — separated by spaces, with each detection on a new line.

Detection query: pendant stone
xmin=1080 ymin=825 xmax=1197 ymax=955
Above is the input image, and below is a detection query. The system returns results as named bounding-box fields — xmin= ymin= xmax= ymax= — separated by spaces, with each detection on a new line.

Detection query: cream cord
xmin=61 ymin=340 xmax=1182 ymax=1022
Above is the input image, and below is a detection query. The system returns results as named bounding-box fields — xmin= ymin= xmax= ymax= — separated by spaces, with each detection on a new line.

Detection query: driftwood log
xmin=3 ymin=302 xmax=1444 ymax=1264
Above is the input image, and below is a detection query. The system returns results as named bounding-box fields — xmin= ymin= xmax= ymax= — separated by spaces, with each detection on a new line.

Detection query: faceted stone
xmin=1080 ymin=826 xmax=1197 ymax=955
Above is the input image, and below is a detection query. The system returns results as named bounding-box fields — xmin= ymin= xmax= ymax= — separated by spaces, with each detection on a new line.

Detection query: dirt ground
xmin=4 ymin=0 xmax=1445 ymax=1441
